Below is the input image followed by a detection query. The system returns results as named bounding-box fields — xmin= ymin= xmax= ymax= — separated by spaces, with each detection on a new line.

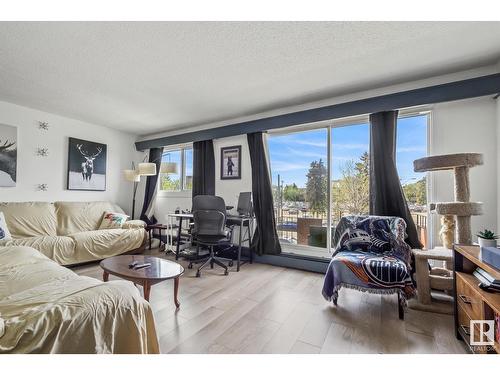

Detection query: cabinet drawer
xmin=457 ymin=304 xmax=473 ymax=339
xmin=457 ymin=305 xmax=490 ymax=354
xmin=456 ymin=273 xmax=483 ymax=320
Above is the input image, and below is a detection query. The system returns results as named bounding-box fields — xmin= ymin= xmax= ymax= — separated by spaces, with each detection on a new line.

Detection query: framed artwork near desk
xmin=220 ymin=145 xmax=241 ymax=180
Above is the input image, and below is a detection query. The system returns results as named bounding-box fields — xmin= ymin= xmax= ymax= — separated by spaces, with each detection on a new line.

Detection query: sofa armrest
xmin=123 ymin=220 xmax=147 ymax=229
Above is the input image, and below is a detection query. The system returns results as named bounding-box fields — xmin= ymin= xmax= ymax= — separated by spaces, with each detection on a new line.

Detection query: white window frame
xmin=157 ymin=143 xmax=193 ymax=197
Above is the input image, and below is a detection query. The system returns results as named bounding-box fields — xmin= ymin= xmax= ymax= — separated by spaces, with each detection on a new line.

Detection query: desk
xmin=226 ymin=215 xmax=253 ymax=272
xmin=166 ymin=212 xmax=253 ymax=271
xmin=166 ymin=213 xmax=193 ymax=257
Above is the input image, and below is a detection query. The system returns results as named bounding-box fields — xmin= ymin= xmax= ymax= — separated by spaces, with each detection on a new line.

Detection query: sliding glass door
xmin=268 ymin=113 xmax=429 ymax=258
xmin=268 ymin=128 xmax=329 ymax=258
xmin=331 ymin=122 xmax=370 ymax=233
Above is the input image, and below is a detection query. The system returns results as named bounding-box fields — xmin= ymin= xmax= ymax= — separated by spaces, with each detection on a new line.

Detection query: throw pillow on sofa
xmin=0 ymin=212 xmax=12 ymax=241
xmin=98 ymin=212 xmax=129 ymax=229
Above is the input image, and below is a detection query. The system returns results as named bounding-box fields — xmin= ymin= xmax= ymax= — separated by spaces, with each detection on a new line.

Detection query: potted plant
xmin=477 ymin=229 xmax=498 ymax=248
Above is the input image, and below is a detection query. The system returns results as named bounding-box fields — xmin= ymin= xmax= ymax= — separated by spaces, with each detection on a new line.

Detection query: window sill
xmin=277 ymin=252 xmax=331 ymax=263
xmin=250 ymin=251 xmax=330 ymax=273
xmin=280 ymin=243 xmax=331 ymax=260
xmin=157 ymin=190 xmax=192 ymax=199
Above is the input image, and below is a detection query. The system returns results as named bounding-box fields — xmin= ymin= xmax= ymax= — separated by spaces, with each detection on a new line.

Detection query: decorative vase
xmin=478 ymin=237 xmax=497 ymax=248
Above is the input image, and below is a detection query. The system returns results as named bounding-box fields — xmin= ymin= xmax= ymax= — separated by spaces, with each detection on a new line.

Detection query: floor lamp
xmin=123 ymin=162 xmax=157 ymax=219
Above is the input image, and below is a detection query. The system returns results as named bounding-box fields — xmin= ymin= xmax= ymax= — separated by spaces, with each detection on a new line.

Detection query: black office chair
xmin=191 ymin=195 xmax=233 ymax=277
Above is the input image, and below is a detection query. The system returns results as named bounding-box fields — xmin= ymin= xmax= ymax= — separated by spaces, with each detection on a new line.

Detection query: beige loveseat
xmin=0 ymin=201 xmax=146 ymax=265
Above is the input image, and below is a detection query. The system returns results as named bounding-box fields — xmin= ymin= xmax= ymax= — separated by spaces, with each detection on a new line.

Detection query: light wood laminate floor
xmin=73 ymin=249 xmax=467 ymax=354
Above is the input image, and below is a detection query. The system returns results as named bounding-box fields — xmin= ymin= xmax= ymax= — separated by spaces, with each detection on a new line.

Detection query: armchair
xmin=322 ymin=215 xmax=416 ymax=319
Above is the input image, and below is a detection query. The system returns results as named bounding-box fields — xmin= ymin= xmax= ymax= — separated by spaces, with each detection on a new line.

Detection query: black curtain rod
xmin=136 ymin=73 xmax=500 ymax=151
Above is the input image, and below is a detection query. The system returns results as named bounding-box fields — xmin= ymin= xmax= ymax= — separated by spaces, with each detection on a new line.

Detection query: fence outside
xmin=275 ymin=207 xmax=428 ymax=250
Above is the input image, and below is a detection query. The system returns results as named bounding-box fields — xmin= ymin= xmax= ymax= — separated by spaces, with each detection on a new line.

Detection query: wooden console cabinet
xmin=453 ymin=245 xmax=500 ymax=354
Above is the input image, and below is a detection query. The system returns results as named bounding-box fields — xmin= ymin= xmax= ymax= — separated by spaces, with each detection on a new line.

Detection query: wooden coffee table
xmin=100 ymin=255 xmax=184 ymax=308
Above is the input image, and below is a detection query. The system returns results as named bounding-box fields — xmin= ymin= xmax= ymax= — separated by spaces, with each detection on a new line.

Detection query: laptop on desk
xmin=225 ymin=193 xmax=252 ymax=230
xmin=227 ymin=192 xmax=252 ymax=218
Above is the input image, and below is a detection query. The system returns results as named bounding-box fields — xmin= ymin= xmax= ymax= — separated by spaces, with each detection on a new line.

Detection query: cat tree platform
xmin=430 ymin=202 xmax=483 ymax=216
xmin=414 ymin=153 xmax=483 ymax=172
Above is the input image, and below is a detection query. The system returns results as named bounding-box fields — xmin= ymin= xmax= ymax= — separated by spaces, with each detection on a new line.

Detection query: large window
xmin=268 ymin=112 xmax=429 ymax=258
xmin=159 ymin=146 xmax=193 ymax=192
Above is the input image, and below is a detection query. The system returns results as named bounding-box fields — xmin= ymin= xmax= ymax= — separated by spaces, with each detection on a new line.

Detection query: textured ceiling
xmin=1 ymin=22 xmax=500 ymax=135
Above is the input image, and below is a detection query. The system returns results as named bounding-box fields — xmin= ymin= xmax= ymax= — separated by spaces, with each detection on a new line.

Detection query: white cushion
xmin=98 ymin=212 xmax=129 ymax=229
xmin=0 ymin=212 xmax=12 ymax=241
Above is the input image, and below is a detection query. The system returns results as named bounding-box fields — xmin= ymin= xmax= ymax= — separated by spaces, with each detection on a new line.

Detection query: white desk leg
xmin=168 ymin=214 xmax=173 ymax=253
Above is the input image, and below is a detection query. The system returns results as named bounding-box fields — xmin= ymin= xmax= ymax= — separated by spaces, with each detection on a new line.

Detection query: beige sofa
xmin=0 ymin=245 xmax=159 ymax=353
xmin=0 ymin=201 xmax=146 ymax=265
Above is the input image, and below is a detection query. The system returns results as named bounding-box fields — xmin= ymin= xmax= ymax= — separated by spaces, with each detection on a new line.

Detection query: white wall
xmin=0 ymin=100 xmax=141 ymax=215
xmin=430 ymin=96 xmax=498 ymax=246
xmin=214 ymin=135 xmax=252 ymax=208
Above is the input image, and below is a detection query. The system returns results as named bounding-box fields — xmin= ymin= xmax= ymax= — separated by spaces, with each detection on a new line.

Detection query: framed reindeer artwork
xmin=0 ymin=123 xmax=17 ymax=187
xmin=67 ymin=137 xmax=107 ymax=191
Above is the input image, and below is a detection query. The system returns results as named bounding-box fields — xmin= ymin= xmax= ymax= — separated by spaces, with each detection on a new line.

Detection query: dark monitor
xmin=236 ymin=192 xmax=252 ymax=216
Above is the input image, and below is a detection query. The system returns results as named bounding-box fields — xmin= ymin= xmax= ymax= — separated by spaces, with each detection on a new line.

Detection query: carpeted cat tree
xmin=410 ymin=153 xmax=483 ymax=313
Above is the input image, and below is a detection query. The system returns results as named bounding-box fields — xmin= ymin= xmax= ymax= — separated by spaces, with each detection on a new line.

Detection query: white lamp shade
xmin=160 ymin=161 xmax=179 ymax=174
xmin=138 ymin=162 xmax=157 ymax=176
xmin=123 ymin=169 xmax=140 ymax=182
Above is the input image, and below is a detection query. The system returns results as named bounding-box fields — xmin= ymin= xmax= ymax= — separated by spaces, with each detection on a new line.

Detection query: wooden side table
xmin=100 ymin=255 xmax=184 ymax=308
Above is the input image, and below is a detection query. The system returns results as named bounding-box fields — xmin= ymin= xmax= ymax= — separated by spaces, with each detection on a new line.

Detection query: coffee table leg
xmin=143 ymin=281 xmax=151 ymax=301
xmin=174 ymin=277 xmax=180 ymax=308
xmin=103 ymin=271 xmax=109 ymax=282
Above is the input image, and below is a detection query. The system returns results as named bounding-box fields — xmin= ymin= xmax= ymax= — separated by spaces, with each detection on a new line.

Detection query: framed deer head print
xmin=0 ymin=123 xmax=17 ymax=187
xmin=67 ymin=137 xmax=107 ymax=191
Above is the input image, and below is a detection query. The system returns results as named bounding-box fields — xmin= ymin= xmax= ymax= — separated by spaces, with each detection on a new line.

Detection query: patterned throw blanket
xmin=322 ymin=215 xmax=415 ymax=304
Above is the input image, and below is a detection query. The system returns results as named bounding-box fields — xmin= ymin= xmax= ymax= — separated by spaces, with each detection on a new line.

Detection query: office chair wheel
xmin=188 ymin=263 xmax=193 ymax=269
xmin=228 ymin=261 xmax=233 ymax=267
xmin=210 ymin=260 xmax=214 ymax=269
xmin=224 ymin=269 xmax=229 ymax=276
xmin=196 ymin=270 xmax=201 ymax=277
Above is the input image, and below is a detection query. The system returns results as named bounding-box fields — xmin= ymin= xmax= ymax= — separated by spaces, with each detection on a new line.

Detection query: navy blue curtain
xmin=247 ymin=132 xmax=281 ymax=255
xmin=369 ymin=111 xmax=422 ymax=249
xmin=192 ymin=140 xmax=215 ymax=198
xmin=140 ymin=148 xmax=162 ymax=225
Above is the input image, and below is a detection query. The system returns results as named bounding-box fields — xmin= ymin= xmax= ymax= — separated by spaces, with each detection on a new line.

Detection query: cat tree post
xmin=455 ymin=164 xmax=471 ymax=244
